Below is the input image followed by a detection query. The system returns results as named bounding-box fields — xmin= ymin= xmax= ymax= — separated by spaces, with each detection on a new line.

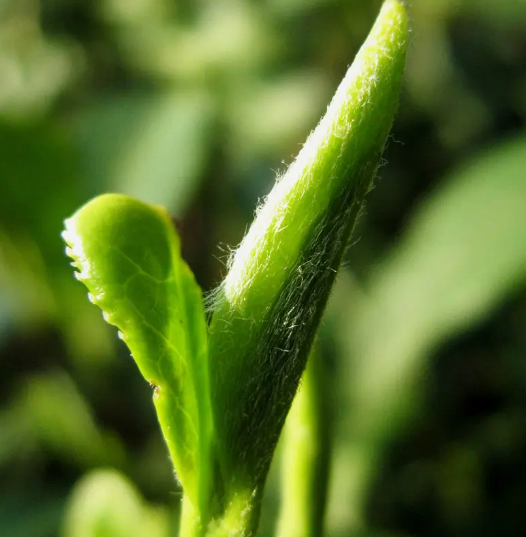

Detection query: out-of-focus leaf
xmin=412 ymin=0 xmax=526 ymax=23
xmin=73 ymin=92 xmax=213 ymax=215
xmin=0 ymin=120 xmax=84 ymax=269
xmin=62 ymin=469 xmax=169 ymax=537
xmin=227 ymin=71 xmax=330 ymax=167
xmin=100 ymin=0 xmax=171 ymax=24
xmin=328 ymin=134 xmax=526 ymax=534
xmin=0 ymin=231 xmax=57 ymax=331
xmin=0 ymin=118 xmax=115 ymax=362
xmin=0 ymin=3 xmax=79 ymax=118
xmin=118 ymin=2 xmax=277 ymax=80
xmin=0 ymin=406 xmax=36 ymax=468
xmin=18 ymin=371 xmax=125 ymax=469
xmin=462 ymin=0 xmax=526 ymax=25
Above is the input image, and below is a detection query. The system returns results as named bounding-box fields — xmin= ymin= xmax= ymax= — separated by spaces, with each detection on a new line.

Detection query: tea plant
xmin=62 ymin=2 xmax=408 ymax=536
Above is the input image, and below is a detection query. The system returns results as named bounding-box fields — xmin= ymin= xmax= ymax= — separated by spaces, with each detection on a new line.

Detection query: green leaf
xmin=62 ymin=194 xmax=212 ymax=520
xmin=74 ymin=92 xmax=212 ymax=215
xmin=207 ymin=0 xmax=408 ymax=521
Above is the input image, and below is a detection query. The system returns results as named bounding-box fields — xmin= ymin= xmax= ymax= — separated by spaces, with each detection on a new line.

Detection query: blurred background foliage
xmin=0 ymin=0 xmax=526 ymax=536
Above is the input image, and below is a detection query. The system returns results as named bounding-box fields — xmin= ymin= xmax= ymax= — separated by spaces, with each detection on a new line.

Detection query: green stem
xmin=207 ymin=490 xmax=262 ymax=537
xmin=180 ymin=488 xmax=263 ymax=537
xmin=276 ymin=347 xmax=331 ymax=537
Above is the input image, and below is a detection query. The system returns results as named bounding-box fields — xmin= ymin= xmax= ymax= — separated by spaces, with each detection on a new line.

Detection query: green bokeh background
xmin=1 ymin=0 xmax=526 ymax=536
